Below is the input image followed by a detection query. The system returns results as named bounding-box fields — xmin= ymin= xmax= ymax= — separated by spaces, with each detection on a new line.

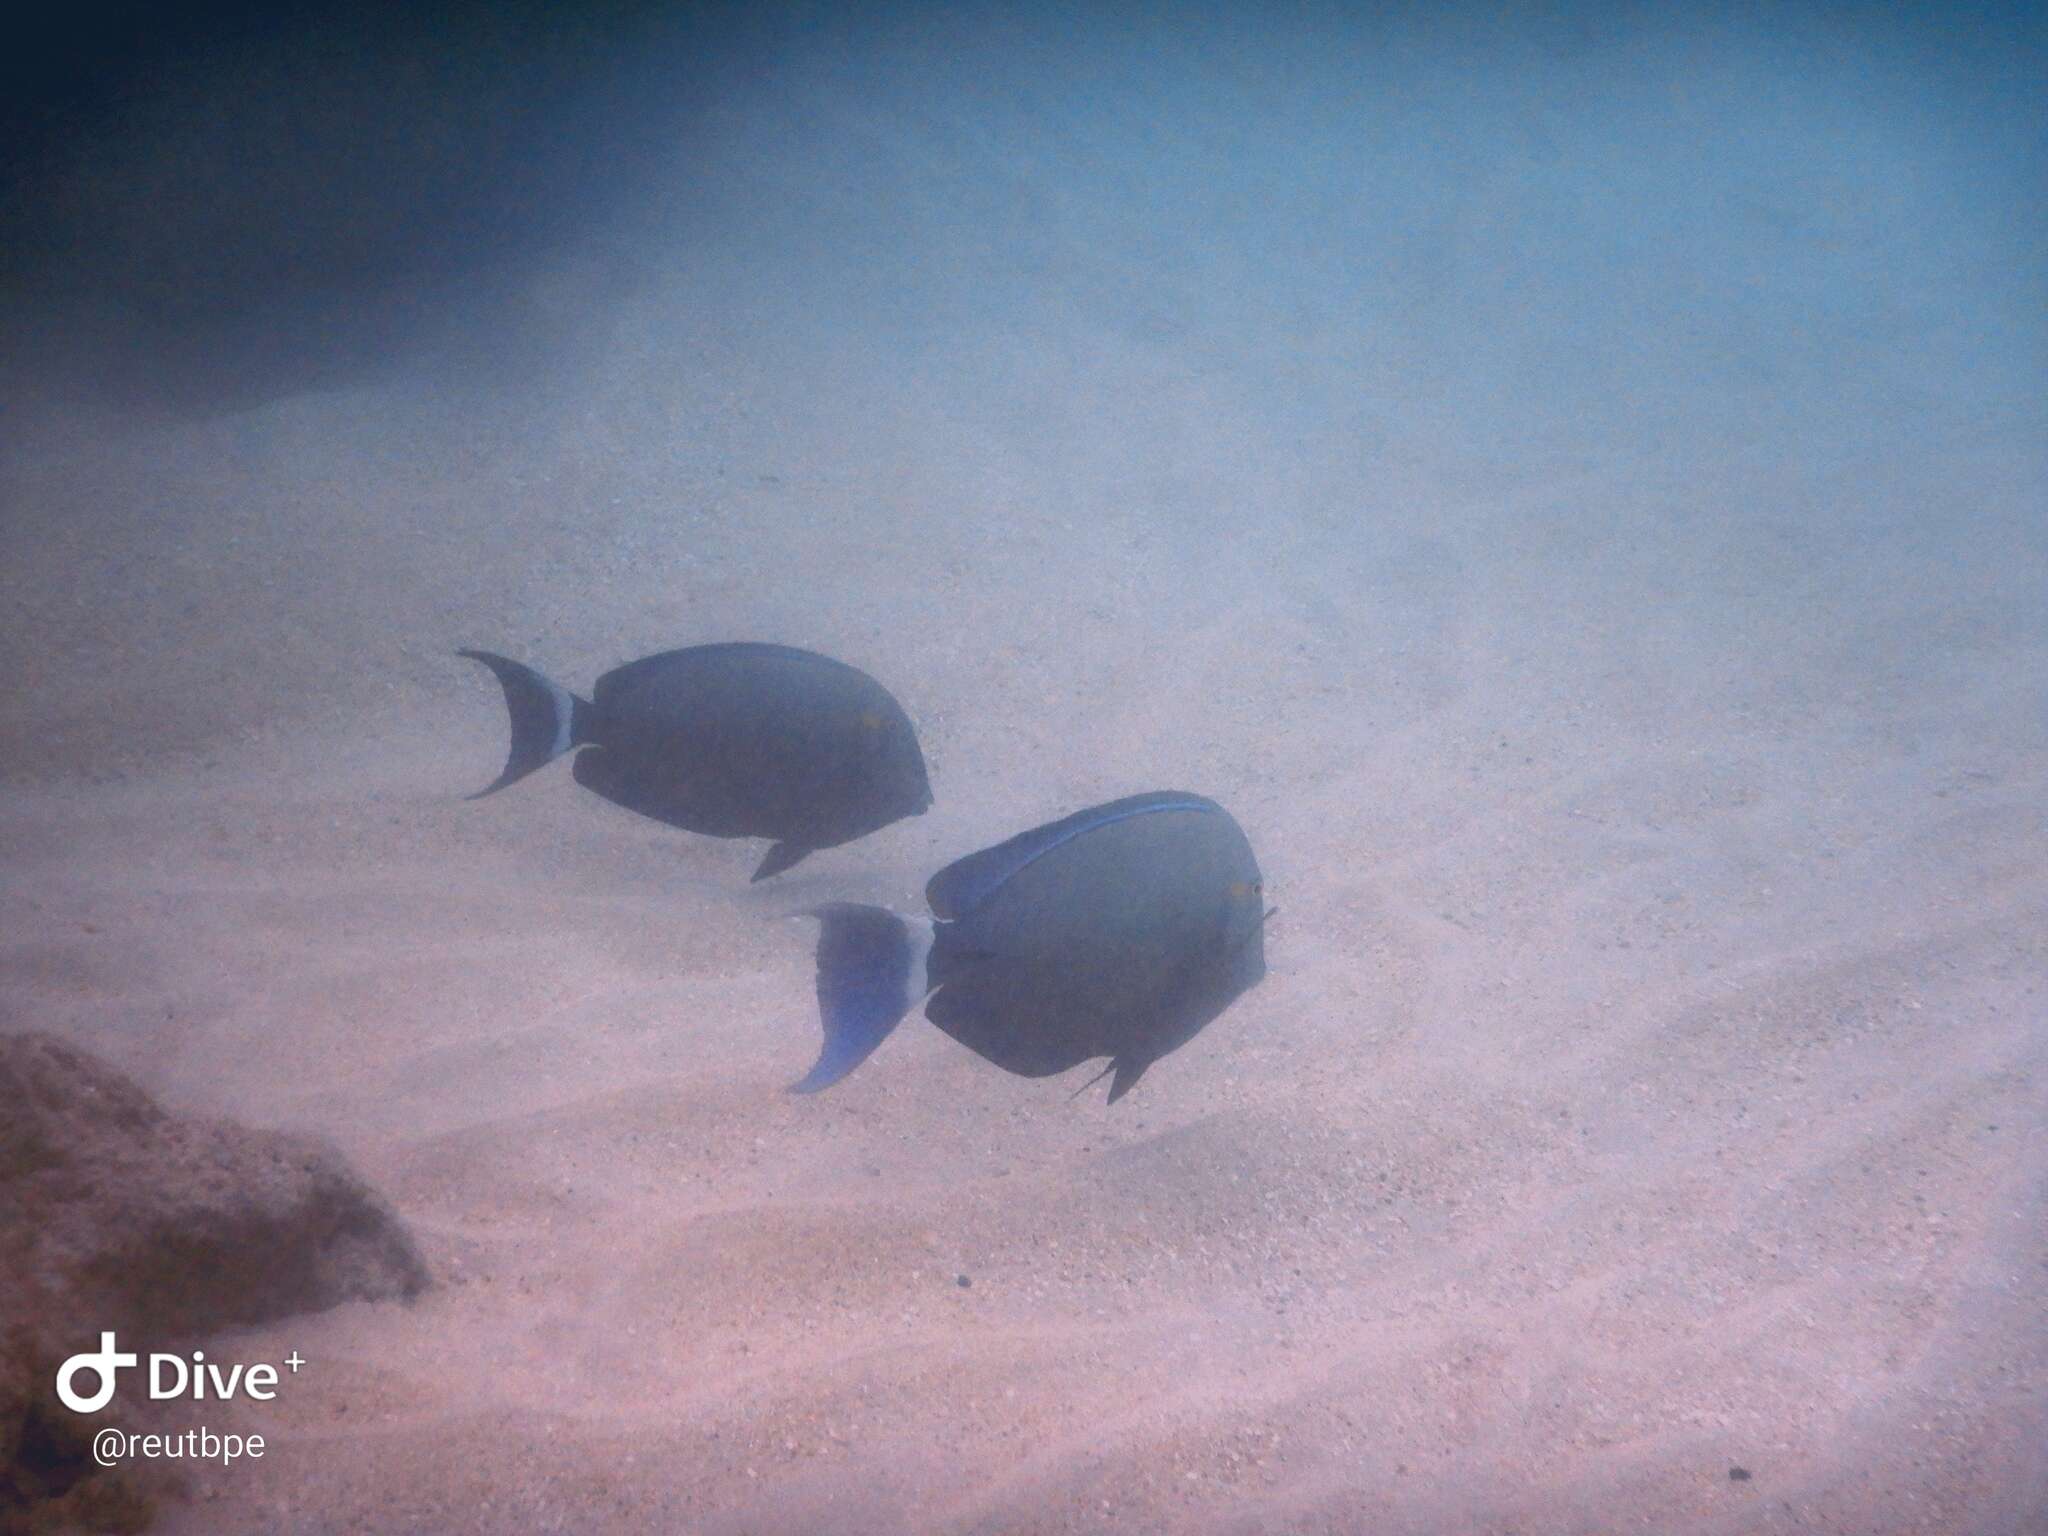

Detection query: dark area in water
xmin=5 ymin=1 xmax=2042 ymax=424
xmin=4 ymin=1 xmax=2043 ymax=430
xmin=0 ymin=0 xmax=771 ymax=417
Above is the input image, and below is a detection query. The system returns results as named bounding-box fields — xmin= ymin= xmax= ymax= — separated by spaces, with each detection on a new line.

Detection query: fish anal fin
xmin=1105 ymin=1056 xmax=1150 ymax=1104
xmin=754 ymin=840 xmax=814 ymax=882
xmin=1067 ymin=1061 xmax=1116 ymax=1101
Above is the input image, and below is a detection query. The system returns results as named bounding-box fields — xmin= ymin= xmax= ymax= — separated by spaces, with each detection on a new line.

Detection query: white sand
xmin=3 ymin=8 xmax=2043 ymax=1532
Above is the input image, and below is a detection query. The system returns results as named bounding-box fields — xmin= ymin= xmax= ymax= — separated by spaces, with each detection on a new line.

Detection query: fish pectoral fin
xmin=753 ymin=840 xmax=815 ymax=882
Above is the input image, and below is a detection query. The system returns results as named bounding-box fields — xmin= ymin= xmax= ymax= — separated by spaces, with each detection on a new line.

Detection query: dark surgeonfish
xmin=460 ymin=643 xmax=932 ymax=881
xmin=792 ymin=791 xmax=1270 ymax=1102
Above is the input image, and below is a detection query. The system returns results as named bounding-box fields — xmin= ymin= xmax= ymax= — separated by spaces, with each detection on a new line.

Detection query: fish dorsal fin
xmin=925 ymin=791 xmax=1224 ymax=919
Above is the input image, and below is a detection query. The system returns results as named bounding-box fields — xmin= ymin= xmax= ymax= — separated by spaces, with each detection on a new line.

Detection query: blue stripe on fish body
xmin=924 ymin=791 xmax=1226 ymax=920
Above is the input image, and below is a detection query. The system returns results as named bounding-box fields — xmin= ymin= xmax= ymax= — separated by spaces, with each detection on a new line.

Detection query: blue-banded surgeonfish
xmin=793 ymin=791 xmax=1269 ymax=1102
xmin=460 ymin=643 xmax=932 ymax=881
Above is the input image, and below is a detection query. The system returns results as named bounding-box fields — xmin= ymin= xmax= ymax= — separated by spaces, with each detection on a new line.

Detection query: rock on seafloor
xmin=1 ymin=1031 xmax=428 ymax=1532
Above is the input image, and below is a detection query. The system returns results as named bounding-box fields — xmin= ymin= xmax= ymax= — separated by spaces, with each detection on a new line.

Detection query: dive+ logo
xmin=55 ymin=1333 xmax=302 ymax=1413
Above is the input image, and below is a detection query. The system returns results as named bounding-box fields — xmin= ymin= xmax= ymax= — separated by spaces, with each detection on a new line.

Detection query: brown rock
xmin=1 ymin=1032 xmax=428 ymax=1531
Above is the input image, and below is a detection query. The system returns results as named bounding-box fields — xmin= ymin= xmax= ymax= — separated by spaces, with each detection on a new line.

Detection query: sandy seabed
xmin=3 ymin=11 xmax=2044 ymax=1532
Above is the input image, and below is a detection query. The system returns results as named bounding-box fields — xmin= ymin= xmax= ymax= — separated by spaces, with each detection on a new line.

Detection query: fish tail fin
xmin=789 ymin=904 xmax=933 ymax=1093
xmin=458 ymin=650 xmax=593 ymax=798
